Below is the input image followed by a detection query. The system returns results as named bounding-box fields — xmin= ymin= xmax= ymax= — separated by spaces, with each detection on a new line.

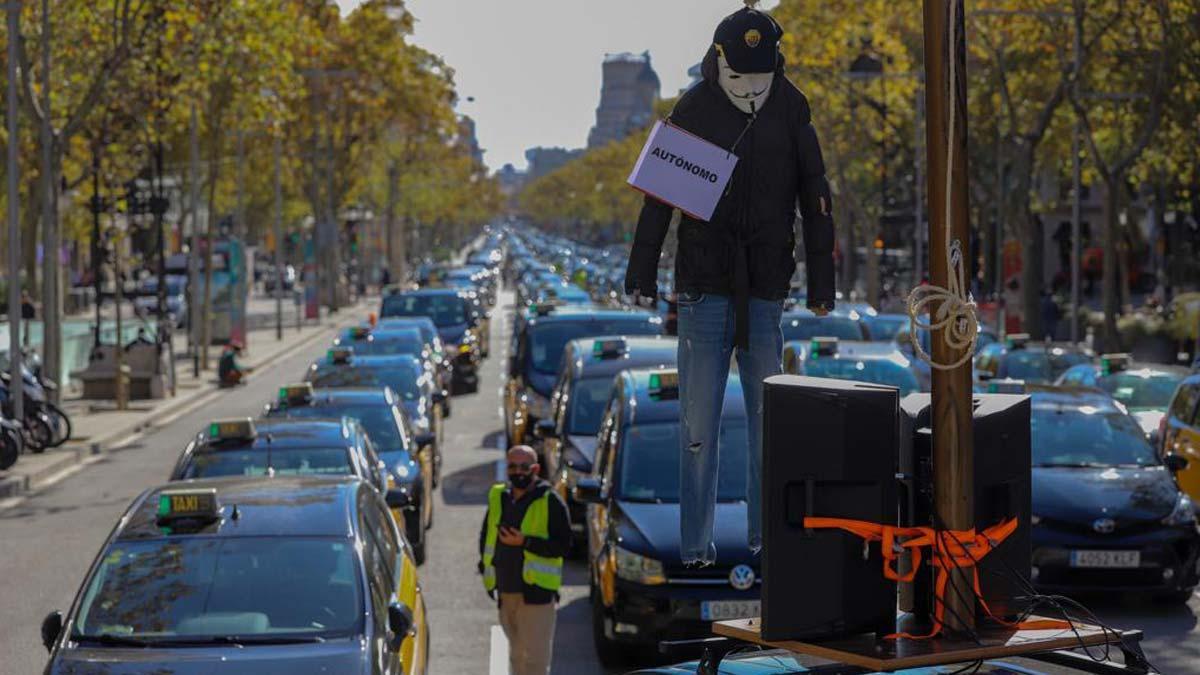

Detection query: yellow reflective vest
xmin=481 ymin=483 xmax=563 ymax=593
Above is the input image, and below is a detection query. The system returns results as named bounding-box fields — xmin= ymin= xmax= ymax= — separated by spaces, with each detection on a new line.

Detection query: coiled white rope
xmin=905 ymin=0 xmax=979 ymax=371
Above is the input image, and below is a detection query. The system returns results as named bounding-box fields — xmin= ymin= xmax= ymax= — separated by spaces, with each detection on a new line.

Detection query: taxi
xmin=974 ymin=333 xmax=1093 ymax=384
xmin=1026 ymin=385 xmax=1199 ymax=602
xmin=1163 ymin=372 xmax=1200 ymax=504
xmin=40 ymin=477 xmax=429 ymax=674
xmin=169 ymin=417 xmax=387 ymax=496
xmin=573 ymin=369 xmax=757 ymax=665
xmin=1056 ymin=353 xmax=1191 ymax=445
xmin=380 ymin=288 xmax=481 ymax=394
xmin=782 ymin=337 xmax=924 ymax=395
xmin=307 ymin=349 xmax=444 ymax=480
xmin=503 ymin=303 xmax=663 ymax=448
xmin=779 ymin=308 xmax=867 ymax=342
xmin=264 ymin=384 xmax=435 ymax=564
xmin=535 ymin=335 xmax=679 ymax=545
xmin=377 ymin=316 xmax=453 ymax=416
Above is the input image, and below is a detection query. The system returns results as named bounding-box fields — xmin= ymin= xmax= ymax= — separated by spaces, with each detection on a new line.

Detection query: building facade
xmin=587 ymin=51 xmax=660 ymax=149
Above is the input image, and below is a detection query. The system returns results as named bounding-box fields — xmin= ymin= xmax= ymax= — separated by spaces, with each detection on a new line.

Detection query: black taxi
xmin=264 ymin=384 xmax=435 ymax=564
xmin=40 ymin=476 xmax=429 ymax=674
xmin=503 ymin=303 xmax=662 ymax=447
xmin=169 ymin=417 xmax=388 ymax=497
xmin=572 ymin=369 xmax=756 ymax=665
xmin=534 ymin=335 xmax=678 ymax=544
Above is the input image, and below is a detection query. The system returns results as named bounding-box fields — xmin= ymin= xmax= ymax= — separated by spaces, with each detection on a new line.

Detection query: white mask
xmin=717 ymin=53 xmax=773 ymax=115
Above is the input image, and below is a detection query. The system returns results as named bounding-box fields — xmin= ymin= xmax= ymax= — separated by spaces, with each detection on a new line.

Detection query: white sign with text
xmin=627 ymin=121 xmax=738 ymax=222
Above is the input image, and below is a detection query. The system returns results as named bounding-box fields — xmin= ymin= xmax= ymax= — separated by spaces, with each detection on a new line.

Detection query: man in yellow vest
xmin=479 ymin=445 xmax=570 ymax=675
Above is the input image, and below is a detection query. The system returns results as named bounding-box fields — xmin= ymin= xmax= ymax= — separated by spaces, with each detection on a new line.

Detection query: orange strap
xmin=802 ymin=516 xmax=1071 ymax=639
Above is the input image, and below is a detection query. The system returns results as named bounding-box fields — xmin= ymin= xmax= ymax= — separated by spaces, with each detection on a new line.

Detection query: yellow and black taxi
xmin=1025 ymin=385 xmax=1199 ymax=602
xmin=264 ymin=384 xmax=435 ymax=564
xmin=974 ymin=333 xmax=1094 ymax=384
xmin=169 ymin=417 xmax=388 ymax=496
xmin=782 ymin=337 xmax=924 ymax=395
xmin=307 ymin=349 xmax=444 ymax=481
xmin=40 ymin=476 xmax=428 ymax=674
xmin=573 ymin=369 xmax=757 ymax=665
xmin=380 ymin=289 xmax=481 ymax=394
xmin=535 ymin=336 xmax=678 ymax=545
xmin=1163 ymin=372 xmax=1200 ymax=505
xmin=503 ymin=303 xmax=663 ymax=448
xmin=1056 ymin=353 xmax=1191 ymax=446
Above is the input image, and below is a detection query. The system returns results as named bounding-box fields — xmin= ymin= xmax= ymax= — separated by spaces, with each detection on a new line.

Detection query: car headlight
xmin=526 ymin=391 xmax=552 ymax=419
xmin=614 ymin=546 xmax=666 ymax=585
xmin=563 ymin=443 xmax=592 ymax=474
xmin=1029 ymin=514 xmax=1042 ymax=526
xmin=412 ymin=415 xmax=431 ymax=433
xmin=1163 ymin=493 xmax=1196 ymax=526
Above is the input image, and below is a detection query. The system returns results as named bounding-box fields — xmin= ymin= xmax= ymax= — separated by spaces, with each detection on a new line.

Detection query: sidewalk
xmin=0 ymin=298 xmax=372 ymax=501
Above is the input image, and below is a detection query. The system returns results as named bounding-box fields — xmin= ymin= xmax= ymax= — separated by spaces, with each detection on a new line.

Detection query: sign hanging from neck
xmin=627 ymin=120 xmax=738 ymax=222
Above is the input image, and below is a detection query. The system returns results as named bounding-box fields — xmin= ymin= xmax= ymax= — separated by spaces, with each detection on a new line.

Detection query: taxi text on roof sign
xmin=810 ymin=336 xmax=839 ymax=357
xmin=329 ymin=347 xmax=354 ymax=363
xmin=349 ymin=326 xmax=371 ymax=340
xmin=1006 ymin=333 xmax=1031 ymax=349
xmin=157 ymin=487 xmax=219 ymax=524
xmin=209 ymin=418 xmax=257 ymax=442
xmin=1101 ymin=353 xmax=1132 ymax=375
xmin=280 ymin=383 xmax=315 ymax=404
xmin=648 ymin=370 xmax=680 ymax=394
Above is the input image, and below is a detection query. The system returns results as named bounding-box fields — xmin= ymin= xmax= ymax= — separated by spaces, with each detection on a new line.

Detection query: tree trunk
xmin=1009 ymin=151 xmax=1043 ymax=339
xmin=1101 ymin=182 xmax=1120 ymax=350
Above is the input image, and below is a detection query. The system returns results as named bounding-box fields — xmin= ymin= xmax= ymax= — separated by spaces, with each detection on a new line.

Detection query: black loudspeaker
xmin=761 ymin=375 xmax=899 ymax=641
xmin=897 ymin=393 xmax=1032 ymax=622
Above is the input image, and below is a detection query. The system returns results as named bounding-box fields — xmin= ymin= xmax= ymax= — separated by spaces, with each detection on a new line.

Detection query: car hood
xmin=402 ymin=400 xmax=430 ymax=427
xmin=615 ymin=500 xmax=755 ymax=568
xmin=1033 ymin=465 xmax=1179 ymax=523
xmin=567 ymin=434 xmax=599 ymax=463
xmin=1131 ymin=410 xmax=1164 ymax=437
xmin=51 ymin=640 xmax=368 ymax=674
xmin=527 ymin=370 xmax=556 ymax=398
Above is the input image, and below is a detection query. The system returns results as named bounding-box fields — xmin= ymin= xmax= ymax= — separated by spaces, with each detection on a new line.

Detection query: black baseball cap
xmin=713 ymin=7 xmax=783 ymax=74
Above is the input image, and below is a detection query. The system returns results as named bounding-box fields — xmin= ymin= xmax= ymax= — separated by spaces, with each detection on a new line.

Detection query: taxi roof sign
xmin=208 ymin=418 xmax=257 ymax=443
xmin=328 ymin=347 xmax=354 ymax=364
xmin=1100 ymin=353 xmax=1131 ymax=375
xmin=531 ymin=302 xmax=558 ymax=317
xmin=1006 ymin=333 xmax=1031 ymax=349
xmin=810 ymin=336 xmax=839 ymax=357
xmin=348 ymin=326 xmax=371 ymax=340
xmin=986 ymin=378 xmax=1027 ymax=394
xmin=279 ymin=383 xmax=315 ymax=405
xmin=648 ymin=370 xmax=680 ymax=398
xmin=594 ymin=338 xmax=626 ymax=358
xmin=157 ymin=487 xmax=219 ymax=525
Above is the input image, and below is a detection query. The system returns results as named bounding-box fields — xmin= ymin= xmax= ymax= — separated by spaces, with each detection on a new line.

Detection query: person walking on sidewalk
xmin=478 ymin=445 xmax=570 ymax=675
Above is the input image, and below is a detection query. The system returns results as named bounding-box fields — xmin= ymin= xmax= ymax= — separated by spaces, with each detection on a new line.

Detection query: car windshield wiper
xmin=1035 ymin=462 xmax=1110 ymax=468
xmin=142 ymin=635 xmax=328 ymax=647
xmin=72 ymin=633 xmax=157 ymax=647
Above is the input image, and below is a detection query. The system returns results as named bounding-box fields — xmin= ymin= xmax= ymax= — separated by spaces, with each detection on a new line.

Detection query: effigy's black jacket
xmin=624 ymin=46 xmax=836 ymax=347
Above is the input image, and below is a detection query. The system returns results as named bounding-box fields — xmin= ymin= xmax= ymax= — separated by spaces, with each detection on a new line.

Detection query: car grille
xmin=1039 ymin=515 xmax=1166 ymax=537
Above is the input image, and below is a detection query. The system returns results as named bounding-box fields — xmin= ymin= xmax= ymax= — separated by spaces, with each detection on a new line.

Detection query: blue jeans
xmin=677 ymin=292 xmax=784 ymax=564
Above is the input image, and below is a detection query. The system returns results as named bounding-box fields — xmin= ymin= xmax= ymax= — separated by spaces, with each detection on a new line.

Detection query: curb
xmin=0 ymin=305 xmax=368 ymax=503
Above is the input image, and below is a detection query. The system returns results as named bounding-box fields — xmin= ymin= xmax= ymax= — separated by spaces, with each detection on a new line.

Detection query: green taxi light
xmin=348 ymin=326 xmax=370 ymax=340
xmin=328 ymin=347 xmax=353 ymax=364
xmin=1006 ymin=333 xmax=1030 ymax=350
xmin=594 ymin=339 xmax=625 ymax=358
xmin=208 ymin=418 xmax=256 ymax=442
xmin=810 ymin=336 xmax=838 ymax=358
xmin=1100 ymin=353 xmax=1130 ymax=376
xmin=648 ymin=370 xmax=679 ymax=393
xmin=279 ymin=383 xmax=314 ymax=405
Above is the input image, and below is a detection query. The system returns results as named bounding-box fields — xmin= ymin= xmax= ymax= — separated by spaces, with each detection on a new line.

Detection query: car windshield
xmin=1098 ymin=372 xmax=1184 ymax=411
xmin=528 ymin=320 xmax=659 ymax=374
xmin=274 ymin=404 xmax=406 ymax=451
xmin=863 ymin=316 xmax=908 ymax=342
xmin=73 ymin=537 xmax=362 ymax=641
xmin=568 ymin=377 xmax=615 ymax=435
xmin=618 ymin=421 xmax=748 ymax=502
xmin=307 ymin=366 xmax=423 ymax=401
xmin=1000 ymin=350 xmax=1090 ymax=383
xmin=381 ymin=294 xmax=467 ymax=327
xmin=1031 ymin=405 xmax=1158 ymax=467
xmin=806 ymin=359 xmax=920 ymax=395
xmin=781 ymin=316 xmax=863 ymax=341
xmin=181 ymin=445 xmax=352 ymax=479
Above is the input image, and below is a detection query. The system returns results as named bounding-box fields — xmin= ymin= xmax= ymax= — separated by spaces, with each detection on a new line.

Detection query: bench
xmin=70 ymin=343 xmax=167 ymax=400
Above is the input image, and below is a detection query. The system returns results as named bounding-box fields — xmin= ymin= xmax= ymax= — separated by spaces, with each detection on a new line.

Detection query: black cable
xmin=946 ymin=660 xmax=983 ymax=675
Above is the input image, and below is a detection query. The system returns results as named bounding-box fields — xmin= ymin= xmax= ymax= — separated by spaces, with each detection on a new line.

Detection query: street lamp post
xmin=7 ymin=0 xmax=23 ymax=423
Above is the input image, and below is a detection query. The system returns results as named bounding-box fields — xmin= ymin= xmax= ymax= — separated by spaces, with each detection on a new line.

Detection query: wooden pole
xmin=923 ymin=0 xmax=975 ymax=634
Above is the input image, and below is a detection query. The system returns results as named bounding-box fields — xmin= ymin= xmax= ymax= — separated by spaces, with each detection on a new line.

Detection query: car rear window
xmin=781 ymin=316 xmax=864 ymax=341
xmin=272 ymin=404 xmax=407 ymax=451
xmin=381 ymin=294 xmax=467 ymax=327
xmin=182 ymin=446 xmax=352 ymax=479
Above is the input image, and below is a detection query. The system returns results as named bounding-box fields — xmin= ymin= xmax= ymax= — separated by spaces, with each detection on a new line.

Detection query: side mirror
xmin=573 ymin=477 xmax=604 ymax=505
xmin=375 ymin=461 xmax=390 ymax=493
xmin=387 ymin=601 xmax=415 ymax=650
xmin=433 ymin=390 xmax=447 ymax=404
xmin=507 ymin=357 xmax=519 ymax=378
xmin=534 ymin=419 xmax=556 ymax=440
xmin=41 ymin=611 xmax=63 ymax=652
xmin=1164 ymin=454 xmax=1189 ymax=473
xmin=415 ymin=432 xmax=436 ymax=449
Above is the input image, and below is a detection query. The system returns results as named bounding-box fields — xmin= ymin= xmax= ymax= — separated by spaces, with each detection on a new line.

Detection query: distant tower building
xmin=587 ymin=51 xmax=661 ymax=149
xmin=457 ymin=115 xmax=484 ymax=165
xmin=524 ymin=147 xmax=584 ymax=181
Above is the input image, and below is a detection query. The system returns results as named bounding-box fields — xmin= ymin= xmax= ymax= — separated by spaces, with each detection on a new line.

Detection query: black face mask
xmin=509 ymin=472 xmax=533 ymax=490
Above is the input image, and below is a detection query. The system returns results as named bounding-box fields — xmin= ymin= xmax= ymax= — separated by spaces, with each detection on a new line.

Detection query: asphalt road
xmin=1 ymin=287 xmax=1197 ymax=674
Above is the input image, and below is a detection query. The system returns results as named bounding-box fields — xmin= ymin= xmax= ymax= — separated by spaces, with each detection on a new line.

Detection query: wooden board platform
xmin=713 ymin=617 xmax=1123 ymax=672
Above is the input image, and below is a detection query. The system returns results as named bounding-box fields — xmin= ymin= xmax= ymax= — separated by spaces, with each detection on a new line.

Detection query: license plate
xmin=701 ymin=600 xmax=760 ymax=621
xmin=1070 ymin=550 xmax=1141 ymax=569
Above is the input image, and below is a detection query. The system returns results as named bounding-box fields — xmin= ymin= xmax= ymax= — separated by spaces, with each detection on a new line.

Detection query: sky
xmin=337 ymin=0 xmax=779 ymax=172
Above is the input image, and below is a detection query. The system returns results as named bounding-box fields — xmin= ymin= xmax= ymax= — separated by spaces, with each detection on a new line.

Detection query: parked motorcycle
xmin=0 ymin=410 xmax=21 ymax=471
xmin=0 ymin=354 xmax=71 ymax=452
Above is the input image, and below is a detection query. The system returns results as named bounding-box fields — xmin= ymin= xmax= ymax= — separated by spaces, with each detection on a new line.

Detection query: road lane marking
xmin=489 ymin=624 xmax=509 ymax=675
